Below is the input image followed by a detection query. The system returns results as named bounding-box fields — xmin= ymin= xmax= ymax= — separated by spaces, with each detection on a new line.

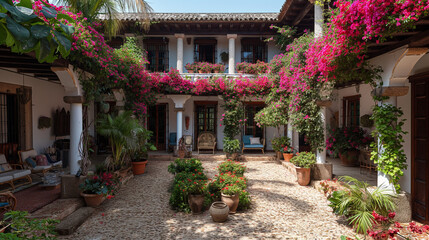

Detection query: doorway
xmin=194 ymin=102 xmax=217 ymax=149
xmin=148 ymin=104 xmax=167 ymax=151
xmin=410 ymin=72 xmax=429 ymax=223
xmin=194 ymin=39 xmax=217 ymax=63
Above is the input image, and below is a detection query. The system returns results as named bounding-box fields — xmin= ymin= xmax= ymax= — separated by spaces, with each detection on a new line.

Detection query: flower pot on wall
xmin=339 ymin=150 xmax=360 ymax=167
xmin=132 ymin=160 xmax=148 ymax=175
xmin=283 ymin=153 xmax=293 ymax=162
xmin=295 ymin=167 xmax=311 ymax=186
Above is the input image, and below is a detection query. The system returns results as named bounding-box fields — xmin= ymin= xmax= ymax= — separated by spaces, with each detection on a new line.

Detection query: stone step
xmin=56 ymin=207 xmax=95 ymax=235
xmin=149 ymin=154 xmax=277 ymax=162
xmin=30 ymin=198 xmax=84 ymax=221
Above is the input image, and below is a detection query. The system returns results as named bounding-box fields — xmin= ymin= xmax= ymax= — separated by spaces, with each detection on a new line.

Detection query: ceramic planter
xmin=209 ymin=201 xmax=229 ymax=222
xmin=221 ymin=193 xmax=239 ymax=214
xmin=131 ymin=160 xmax=148 ymax=175
xmin=283 ymin=153 xmax=293 ymax=162
xmin=339 ymin=150 xmax=360 ymax=167
xmin=295 ymin=167 xmax=311 ymax=186
xmin=81 ymin=192 xmax=104 ymax=207
xmin=188 ymin=194 xmax=204 ymax=214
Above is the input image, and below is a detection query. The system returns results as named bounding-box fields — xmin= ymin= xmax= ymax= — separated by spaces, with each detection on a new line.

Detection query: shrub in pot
xmin=182 ymin=180 xmax=207 ymax=214
xmin=221 ymin=183 xmax=241 ymax=214
xmin=271 ymin=136 xmax=291 ymax=160
xmin=218 ymin=160 xmax=246 ymax=176
xmin=129 ymin=128 xmax=157 ymax=175
xmin=280 ymin=146 xmax=295 ymax=162
xmin=326 ymin=126 xmax=372 ymax=167
xmin=79 ymin=172 xmax=118 ymax=207
xmin=290 ymin=152 xmax=316 ymax=186
xmin=223 ymin=137 xmax=240 ymax=160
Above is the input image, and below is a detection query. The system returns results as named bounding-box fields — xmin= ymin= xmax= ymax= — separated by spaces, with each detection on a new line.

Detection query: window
xmin=244 ymin=103 xmax=264 ymax=138
xmin=194 ymin=39 xmax=217 ymax=63
xmin=194 ymin=102 xmax=217 ymax=139
xmin=0 ymin=93 xmax=18 ymax=144
xmin=241 ymin=38 xmax=267 ymax=63
xmin=144 ymin=38 xmax=169 ymax=72
xmin=343 ymin=95 xmax=360 ymax=127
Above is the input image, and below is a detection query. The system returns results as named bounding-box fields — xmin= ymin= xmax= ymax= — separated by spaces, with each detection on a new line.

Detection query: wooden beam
xmin=416 ymin=19 xmax=429 ymax=25
xmin=367 ymin=41 xmax=399 ymax=47
xmin=197 ymin=24 xmax=201 ymax=30
xmin=292 ymin=1 xmax=313 ymax=26
xmin=278 ymin=0 xmax=297 ymax=22
xmin=391 ymin=31 xmax=419 ymax=37
xmin=219 ymin=23 xmax=222 ymax=30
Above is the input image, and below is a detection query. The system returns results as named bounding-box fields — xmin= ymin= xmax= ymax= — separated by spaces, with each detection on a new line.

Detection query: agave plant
xmin=328 ymin=176 xmax=396 ymax=234
xmin=97 ymin=111 xmax=143 ymax=171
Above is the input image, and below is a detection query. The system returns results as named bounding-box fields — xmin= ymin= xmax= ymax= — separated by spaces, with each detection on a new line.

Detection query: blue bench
xmin=168 ymin=133 xmax=177 ymax=152
xmin=242 ymin=135 xmax=265 ymax=154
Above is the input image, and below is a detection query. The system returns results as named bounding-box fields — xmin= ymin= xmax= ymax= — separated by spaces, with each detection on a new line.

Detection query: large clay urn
xmin=221 ymin=193 xmax=239 ymax=214
xmin=295 ymin=167 xmax=311 ymax=186
xmin=209 ymin=201 xmax=229 ymax=222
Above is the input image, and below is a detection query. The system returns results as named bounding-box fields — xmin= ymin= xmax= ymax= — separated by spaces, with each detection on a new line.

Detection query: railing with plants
xmin=184 ymin=62 xmax=225 ymax=73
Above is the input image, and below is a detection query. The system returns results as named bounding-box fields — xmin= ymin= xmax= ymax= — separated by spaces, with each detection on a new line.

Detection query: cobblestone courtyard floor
xmin=60 ymin=160 xmax=356 ymax=239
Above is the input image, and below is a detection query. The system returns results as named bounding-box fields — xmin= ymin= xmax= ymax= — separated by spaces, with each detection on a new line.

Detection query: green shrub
xmin=223 ymin=138 xmax=241 ymax=154
xmin=290 ymin=152 xmax=316 ymax=168
xmin=168 ymin=158 xmax=203 ymax=174
xmin=0 ymin=211 xmax=59 ymax=239
xmin=173 ymin=171 xmax=207 ymax=184
xmin=328 ymin=176 xmax=396 ymax=234
xmin=238 ymin=190 xmax=251 ymax=210
xmin=271 ymin=136 xmax=291 ymax=152
xmin=217 ymin=160 xmax=246 ymax=176
xmin=169 ymin=184 xmax=190 ymax=212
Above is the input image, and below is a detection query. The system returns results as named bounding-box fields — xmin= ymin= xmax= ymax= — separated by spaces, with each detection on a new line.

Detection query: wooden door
xmin=194 ymin=102 xmax=217 ymax=148
xmin=148 ymin=104 xmax=167 ymax=151
xmin=411 ymin=72 xmax=429 ymax=223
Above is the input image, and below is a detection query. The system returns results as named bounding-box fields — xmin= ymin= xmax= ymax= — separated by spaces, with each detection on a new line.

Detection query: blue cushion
xmin=0 ymin=202 xmax=9 ymax=207
xmin=244 ymin=144 xmax=264 ymax=148
xmin=243 ymin=135 xmax=252 ymax=145
xmin=169 ymin=133 xmax=177 ymax=144
xmin=25 ymin=157 xmax=36 ymax=168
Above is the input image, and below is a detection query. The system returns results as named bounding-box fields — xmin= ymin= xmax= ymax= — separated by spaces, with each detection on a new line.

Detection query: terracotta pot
xmin=226 ymin=152 xmax=239 ymax=160
xmin=221 ymin=193 xmax=239 ymax=214
xmin=178 ymin=150 xmax=186 ymax=159
xmin=283 ymin=153 xmax=293 ymax=162
xmin=276 ymin=151 xmax=283 ymax=160
xmin=339 ymin=150 xmax=360 ymax=167
xmin=214 ymin=70 xmax=219 ymax=73
xmin=209 ymin=201 xmax=229 ymax=222
xmin=295 ymin=167 xmax=311 ymax=186
xmin=187 ymin=70 xmax=194 ymax=73
xmin=198 ymin=70 xmax=203 ymax=74
xmin=188 ymin=194 xmax=204 ymax=214
xmin=81 ymin=192 xmax=104 ymax=207
xmin=132 ymin=160 xmax=148 ymax=175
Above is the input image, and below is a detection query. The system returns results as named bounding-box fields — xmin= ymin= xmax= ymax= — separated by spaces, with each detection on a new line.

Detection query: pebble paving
xmin=60 ymin=160 xmax=356 ymax=240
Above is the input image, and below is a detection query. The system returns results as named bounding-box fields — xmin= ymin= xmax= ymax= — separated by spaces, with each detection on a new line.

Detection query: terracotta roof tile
xmin=105 ymin=13 xmax=279 ymax=22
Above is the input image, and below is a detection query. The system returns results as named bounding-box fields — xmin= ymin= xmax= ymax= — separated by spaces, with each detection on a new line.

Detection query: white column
xmin=314 ymin=4 xmax=323 ymax=38
xmin=69 ymin=103 xmax=83 ymax=175
xmin=167 ymin=95 xmax=191 ymax=146
xmin=175 ymin=33 xmax=185 ymax=73
xmin=317 ymin=106 xmax=327 ymax=163
xmin=287 ymin=122 xmax=293 ymax=146
xmin=227 ymin=34 xmax=237 ymax=74
xmin=176 ymin=110 xmax=183 ymax=146
xmin=377 ymin=96 xmax=396 ymax=192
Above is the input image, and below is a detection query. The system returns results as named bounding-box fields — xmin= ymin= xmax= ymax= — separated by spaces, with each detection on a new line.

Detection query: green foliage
xmin=96 ymin=111 xmax=144 ymax=171
xmin=271 ymin=136 xmax=291 ymax=152
xmin=370 ymin=103 xmax=407 ymax=193
xmin=217 ymin=160 xmax=246 ymax=176
xmin=328 ymin=176 xmax=395 ymax=234
xmin=220 ymin=183 xmax=242 ymax=195
xmin=167 ymin=158 xmax=203 ymax=175
xmin=222 ymin=138 xmax=240 ymax=154
xmin=114 ymin=37 xmax=145 ymax=67
xmin=266 ymin=25 xmax=297 ymax=52
xmin=173 ymin=171 xmax=207 ymax=184
xmin=290 ymin=152 xmax=316 ymax=168
xmin=209 ymin=171 xmax=250 ymax=211
xmin=0 ymin=211 xmax=59 ymax=239
xmin=222 ymin=98 xmax=244 ymax=139
xmin=326 ymin=127 xmax=372 ymax=156
xmin=79 ymin=172 xmax=118 ymax=195
xmin=238 ymin=190 xmax=251 ymax=210
xmin=0 ymin=0 xmax=74 ymax=63
xmin=129 ymin=128 xmax=157 ymax=162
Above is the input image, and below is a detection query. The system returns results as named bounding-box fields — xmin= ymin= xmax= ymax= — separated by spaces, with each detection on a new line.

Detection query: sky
xmin=147 ymin=0 xmax=286 ymax=13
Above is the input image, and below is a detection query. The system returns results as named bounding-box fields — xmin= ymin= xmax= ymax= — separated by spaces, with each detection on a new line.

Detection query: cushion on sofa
xmin=33 ymin=166 xmax=51 ymax=172
xmin=51 ymin=161 xmax=62 ymax=167
xmin=0 ymin=174 xmax=13 ymax=183
xmin=36 ymin=155 xmax=48 ymax=166
xmin=25 ymin=157 xmax=36 ymax=168
xmin=20 ymin=149 xmax=38 ymax=162
xmin=244 ymin=144 xmax=264 ymax=148
xmin=243 ymin=135 xmax=252 ymax=145
xmin=9 ymin=170 xmax=31 ymax=179
xmin=0 ymin=154 xmax=7 ymax=165
xmin=250 ymin=137 xmax=261 ymax=145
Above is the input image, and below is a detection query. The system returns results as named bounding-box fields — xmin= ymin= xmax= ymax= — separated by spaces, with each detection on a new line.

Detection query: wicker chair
xmin=0 ymin=192 xmax=16 ymax=215
xmin=197 ymin=132 xmax=216 ymax=154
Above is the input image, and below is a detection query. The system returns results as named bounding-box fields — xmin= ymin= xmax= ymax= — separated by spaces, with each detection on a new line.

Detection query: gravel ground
xmin=60 ymin=160 xmax=356 ymax=240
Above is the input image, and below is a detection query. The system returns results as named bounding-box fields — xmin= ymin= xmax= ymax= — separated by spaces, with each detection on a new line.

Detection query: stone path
xmin=60 ymin=160 xmax=355 ymax=239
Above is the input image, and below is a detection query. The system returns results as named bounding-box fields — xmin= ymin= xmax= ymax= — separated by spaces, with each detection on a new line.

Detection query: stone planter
xmin=132 ymin=160 xmax=148 ymax=175
xmin=80 ymin=193 xmax=104 ymax=207
xmin=221 ymin=193 xmax=239 ymax=214
xmin=295 ymin=167 xmax=311 ymax=186
xmin=339 ymin=150 xmax=360 ymax=167
xmin=283 ymin=153 xmax=293 ymax=162
xmin=209 ymin=201 xmax=229 ymax=222
xmin=188 ymin=194 xmax=204 ymax=214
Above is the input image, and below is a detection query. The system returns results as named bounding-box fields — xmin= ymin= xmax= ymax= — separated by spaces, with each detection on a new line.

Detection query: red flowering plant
xmin=217 ymin=160 xmax=246 ymax=176
xmin=212 ymin=63 xmax=225 ymax=73
xmin=178 ymin=179 xmax=208 ymax=195
xmin=198 ymin=62 xmax=212 ymax=73
xmin=280 ymin=146 xmax=295 ymax=154
xmin=221 ymin=183 xmax=242 ymax=196
xmin=79 ymin=172 xmax=118 ymax=196
xmin=326 ymin=126 xmax=372 ymax=156
xmin=366 ymin=211 xmax=399 ymax=240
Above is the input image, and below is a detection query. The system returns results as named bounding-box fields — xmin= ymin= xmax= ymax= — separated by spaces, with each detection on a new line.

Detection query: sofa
xmin=18 ymin=149 xmax=62 ymax=176
xmin=197 ymin=132 xmax=216 ymax=154
xmin=0 ymin=154 xmax=32 ymax=191
xmin=242 ymin=135 xmax=265 ymax=154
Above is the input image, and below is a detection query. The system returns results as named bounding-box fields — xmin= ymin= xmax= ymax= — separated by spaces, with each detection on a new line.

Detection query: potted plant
xmin=129 ymin=128 xmax=157 ymax=175
xmin=271 ymin=136 xmax=291 ymax=160
xmin=220 ymin=183 xmax=241 ymax=214
xmin=212 ymin=64 xmax=225 ymax=73
xmin=326 ymin=127 xmax=372 ymax=166
xmin=97 ymin=111 xmax=143 ymax=172
xmin=220 ymin=52 xmax=229 ymax=65
xmin=185 ymin=63 xmax=195 ymax=73
xmin=280 ymin=146 xmax=295 ymax=162
xmin=184 ymin=180 xmax=206 ymax=214
xmin=79 ymin=172 xmax=117 ymax=207
xmin=199 ymin=62 xmax=212 ymax=73
xmin=290 ymin=152 xmax=316 ymax=186
xmin=223 ymin=137 xmax=240 ymax=160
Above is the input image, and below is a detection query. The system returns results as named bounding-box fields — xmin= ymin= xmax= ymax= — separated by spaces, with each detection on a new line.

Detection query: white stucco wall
xmin=145 ymin=34 xmax=281 ymax=73
xmin=0 ymin=69 xmax=69 ymax=154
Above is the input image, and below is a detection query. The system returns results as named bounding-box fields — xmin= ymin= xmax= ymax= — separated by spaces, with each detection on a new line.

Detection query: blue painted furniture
xmin=0 ymin=192 xmax=16 ymax=215
xmin=242 ymin=135 xmax=265 ymax=154
xmin=168 ymin=133 xmax=177 ymax=151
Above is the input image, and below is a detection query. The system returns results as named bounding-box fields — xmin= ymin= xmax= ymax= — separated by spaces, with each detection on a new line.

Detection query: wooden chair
xmin=197 ymin=132 xmax=216 ymax=154
xmin=0 ymin=154 xmax=32 ymax=191
xmin=0 ymin=192 xmax=16 ymax=215
xmin=242 ymin=135 xmax=265 ymax=154
xmin=18 ymin=149 xmax=52 ymax=176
